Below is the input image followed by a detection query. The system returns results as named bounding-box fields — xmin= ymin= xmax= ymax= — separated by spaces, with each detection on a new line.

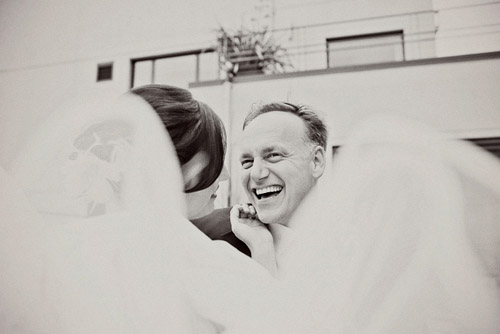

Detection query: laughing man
xmin=231 ymin=102 xmax=328 ymax=275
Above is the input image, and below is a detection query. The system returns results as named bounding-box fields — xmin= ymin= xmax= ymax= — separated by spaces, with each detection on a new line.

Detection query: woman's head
xmin=131 ymin=84 xmax=227 ymax=219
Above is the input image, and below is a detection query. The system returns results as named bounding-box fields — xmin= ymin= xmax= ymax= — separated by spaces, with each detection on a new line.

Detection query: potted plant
xmin=216 ymin=25 xmax=290 ymax=79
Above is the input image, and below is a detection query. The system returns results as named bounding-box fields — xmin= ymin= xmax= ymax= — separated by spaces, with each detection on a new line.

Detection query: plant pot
xmin=235 ymin=60 xmax=265 ymax=76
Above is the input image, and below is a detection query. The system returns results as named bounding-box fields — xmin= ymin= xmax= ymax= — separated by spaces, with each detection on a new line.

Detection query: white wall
xmin=273 ymin=0 xmax=434 ymax=28
xmin=0 ymin=0 xmax=256 ymax=71
xmin=252 ymin=0 xmax=438 ymax=71
xmin=433 ymin=0 xmax=500 ymax=56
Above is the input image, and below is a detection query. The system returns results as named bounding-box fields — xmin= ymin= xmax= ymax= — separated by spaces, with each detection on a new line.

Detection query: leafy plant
xmin=216 ymin=25 xmax=291 ymax=79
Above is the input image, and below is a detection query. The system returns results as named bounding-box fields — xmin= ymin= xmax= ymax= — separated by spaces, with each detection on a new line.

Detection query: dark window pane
xmin=328 ymin=31 xmax=404 ymax=67
xmin=97 ymin=63 xmax=113 ymax=81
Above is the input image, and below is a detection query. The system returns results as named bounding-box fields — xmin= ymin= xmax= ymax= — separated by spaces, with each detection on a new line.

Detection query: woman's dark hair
xmin=131 ymin=84 xmax=226 ymax=193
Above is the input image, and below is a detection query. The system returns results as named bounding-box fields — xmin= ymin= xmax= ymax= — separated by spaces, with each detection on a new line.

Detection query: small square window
xmin=97 ymin=63 xmax=113 ymax=81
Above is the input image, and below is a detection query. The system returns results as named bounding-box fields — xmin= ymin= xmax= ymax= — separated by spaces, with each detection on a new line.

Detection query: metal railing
xmin=130 ymin=2 xmax=500 ymax=86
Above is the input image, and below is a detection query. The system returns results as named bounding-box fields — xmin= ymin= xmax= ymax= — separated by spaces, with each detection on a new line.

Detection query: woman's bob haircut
xmin=131 ymin=84 xmax=226 ymax=193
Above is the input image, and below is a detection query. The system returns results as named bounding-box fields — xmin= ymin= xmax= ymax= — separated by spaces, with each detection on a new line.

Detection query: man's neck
xmin=268 ymin=223 xmax=294 ymax=255
xmin=268 ymin=223 xmax=290 ymax=239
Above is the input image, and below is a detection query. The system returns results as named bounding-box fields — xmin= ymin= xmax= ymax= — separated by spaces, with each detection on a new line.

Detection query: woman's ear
xmin=181 ymin=151 xmax=209 ymax=190
xmin=311 ymin=146 xmax=326 ymax=179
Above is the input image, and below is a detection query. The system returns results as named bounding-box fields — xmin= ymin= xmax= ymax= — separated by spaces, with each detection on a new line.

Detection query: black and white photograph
xmin=1 ymin=0 xmax=499 ymax=332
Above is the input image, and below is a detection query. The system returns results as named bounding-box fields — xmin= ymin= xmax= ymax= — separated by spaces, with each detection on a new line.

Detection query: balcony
xmin=130 ymin=2 xmax=500 ymax=88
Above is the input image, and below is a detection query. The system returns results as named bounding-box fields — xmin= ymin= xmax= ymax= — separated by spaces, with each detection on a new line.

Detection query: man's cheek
xmin=243 ymin=186 xmax=254 ymax=202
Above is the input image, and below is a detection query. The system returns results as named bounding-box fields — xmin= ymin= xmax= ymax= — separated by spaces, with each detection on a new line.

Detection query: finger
xmin=248 ymin=204 xmax=256 ymax=216
xmin=230 ymin=204 xmax=243 ymax=221
xmin=241 ymin=203 xmax=251 ymax=214
xmin=241 ymin=203 xmax=257 ymax=219
xmin=239 ymin=210 xmax=253 ymax=219
xmin=231 ymin=204 xmax=252 ymax=220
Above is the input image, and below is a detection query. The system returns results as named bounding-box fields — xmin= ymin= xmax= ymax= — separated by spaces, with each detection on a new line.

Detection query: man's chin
xmin=255 ymin=210 xmax=284 ymax=225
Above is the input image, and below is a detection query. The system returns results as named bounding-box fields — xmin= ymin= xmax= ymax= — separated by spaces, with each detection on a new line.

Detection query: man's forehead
xmin=243 ymin=111 xmax=306 ymax=136
xmin=240 ymin=112 xmax=307 ymax=151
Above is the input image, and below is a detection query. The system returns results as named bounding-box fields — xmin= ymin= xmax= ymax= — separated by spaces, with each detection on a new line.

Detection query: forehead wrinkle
xmin=262 ymin=145 xmax=287 ymax=154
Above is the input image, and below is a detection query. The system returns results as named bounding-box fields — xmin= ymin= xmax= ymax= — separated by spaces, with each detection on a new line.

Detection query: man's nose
xmin=250 ymin=158 xmax=269 ymax=181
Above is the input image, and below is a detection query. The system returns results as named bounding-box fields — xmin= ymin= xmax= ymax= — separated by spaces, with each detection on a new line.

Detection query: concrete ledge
xmin=188 ymin=79 xmax=225 ymax=88
xmin=189 ymin=51 xmax=500 ymax=87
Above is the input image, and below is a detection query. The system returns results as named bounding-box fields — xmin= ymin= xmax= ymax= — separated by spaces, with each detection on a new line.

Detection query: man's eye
xmin=241 ymin=160 xmax=253 ymax=169
xmin=266 ymin=153 xmax=282 ymax=162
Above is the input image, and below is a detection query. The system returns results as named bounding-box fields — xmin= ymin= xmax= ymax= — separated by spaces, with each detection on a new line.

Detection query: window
xmin=327 ymin=31 xmax=405 ymax=68
xmin=467 ymin=137 xmax=500 ymax=160
xmin=332 ymin=138 xmax=500 ymax=161
xmin=130 ymin=48 xmax=219 ymax=89
xmin=97 ymin=63 xmax=113 ymax=81
xmin=332 ymin=146 xmax=340 ymax=156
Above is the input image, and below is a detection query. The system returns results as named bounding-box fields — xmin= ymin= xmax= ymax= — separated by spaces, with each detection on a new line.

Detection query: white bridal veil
xmin=282 ymin=115 xmax=500 ymax=333
xmin=0 ymin=95 xmax=196 ymax=333
xmin=1 ymin=93 xmax=499 ymax=333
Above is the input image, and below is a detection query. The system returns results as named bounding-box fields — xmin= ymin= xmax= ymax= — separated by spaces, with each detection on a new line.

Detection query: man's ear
xmin=311 ymin=146 xmax=326 ymax=179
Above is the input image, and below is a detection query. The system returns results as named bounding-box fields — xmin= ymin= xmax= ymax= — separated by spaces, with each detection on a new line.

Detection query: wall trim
xmin=190 ymin=51 xmax=500 ymax=87
xmin=189 ymin=79 xmax=226 ymax=88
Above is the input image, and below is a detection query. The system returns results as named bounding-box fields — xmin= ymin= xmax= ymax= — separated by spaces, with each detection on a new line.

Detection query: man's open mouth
xmin=253 ymin=185 xmax=283 ymax=200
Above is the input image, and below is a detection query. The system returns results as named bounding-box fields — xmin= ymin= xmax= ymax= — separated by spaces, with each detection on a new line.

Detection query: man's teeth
xmin=255 ymin=186 xmax=283 ymax=199
xmin=256 ymin=186 xmax=282 ymax=196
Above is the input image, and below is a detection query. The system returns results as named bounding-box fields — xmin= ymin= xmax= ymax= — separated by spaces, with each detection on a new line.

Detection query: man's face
xmin=239 ymin=112 xmax=318 ymax=226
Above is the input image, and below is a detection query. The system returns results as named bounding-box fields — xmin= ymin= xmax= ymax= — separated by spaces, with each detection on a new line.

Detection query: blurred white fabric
xmin=1 ymin=95 xmax=499 ymax=334
xmin=0 ymin=95 xmax=195 ymax=333
xmin=281 ymin=114 xmax=500 ymax=333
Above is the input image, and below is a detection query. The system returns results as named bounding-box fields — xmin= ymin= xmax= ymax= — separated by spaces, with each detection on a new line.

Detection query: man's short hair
xmin=243 ymin=102 xmax=328 ymax=149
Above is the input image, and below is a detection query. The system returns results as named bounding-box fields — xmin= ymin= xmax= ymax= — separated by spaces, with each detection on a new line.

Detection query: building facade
xmin=1 ymin=0 xmax=499 ymax=205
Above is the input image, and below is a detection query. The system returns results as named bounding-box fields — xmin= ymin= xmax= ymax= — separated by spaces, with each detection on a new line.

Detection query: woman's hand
xmin=230 ymin=204 xmax=278 ymax=277
xmin=230 ymin=204 xmax=271 ymax=247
